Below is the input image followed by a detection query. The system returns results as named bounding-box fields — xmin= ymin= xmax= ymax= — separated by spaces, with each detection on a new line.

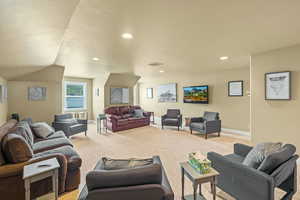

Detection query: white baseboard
xmin=153 ymin=116 xmax=250 ymax=136
xmin=221 ymin=128 xmax=251 ymax=137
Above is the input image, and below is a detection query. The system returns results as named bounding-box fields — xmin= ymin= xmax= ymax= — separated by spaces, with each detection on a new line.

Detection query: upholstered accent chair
xmin=161 ymin=109 xmax=182 ymax=131
xmin=208 ymin=143 xmax=298 ymax=200
xmin=189 ymin=111 xmax=221 ymax=139
xmin=52 ymin=114 xmax=88 ymax=138
xmin=78 ymin=156 xmax=174 ymax=200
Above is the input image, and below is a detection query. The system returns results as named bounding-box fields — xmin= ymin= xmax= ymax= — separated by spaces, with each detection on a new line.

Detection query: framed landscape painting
xmin=265 ymin=71 xmax=291 ymax=100
xmin=28 ymin=87 xmax=47 ymax=101
xmin=157 ymin=83 xmax=177 ymax=102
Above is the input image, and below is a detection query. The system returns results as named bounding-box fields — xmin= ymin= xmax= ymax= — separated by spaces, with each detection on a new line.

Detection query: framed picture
xmin=265 ymin=71 xmax=291 ymax=100
xmin=147 ymin=88 xmax=153 ymax=99
xmin=228 ymin=81 xmax=243 ymax=97
xmin=28 ymin=87 xmax=47 ymax=101
xmin=0 ymin=85 xmax=3 ymax=103
xmin=157 ymin=83 xmax=177 ymax=102
xmin=110 ymin=87 xmax=129 ymax=104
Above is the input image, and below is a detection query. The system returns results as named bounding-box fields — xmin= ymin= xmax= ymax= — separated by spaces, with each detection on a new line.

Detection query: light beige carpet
xmin=58 ymin=124 xmax=299 ymax=200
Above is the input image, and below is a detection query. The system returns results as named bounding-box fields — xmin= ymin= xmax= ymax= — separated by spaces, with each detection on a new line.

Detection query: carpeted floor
xmin=57 ymin=124 xmax=299 ymax=200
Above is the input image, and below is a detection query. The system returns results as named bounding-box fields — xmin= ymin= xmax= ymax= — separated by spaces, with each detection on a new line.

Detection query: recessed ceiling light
xmin=159 ymin=70 xmax=165 ymax=73
xmin=219 ymin=56 xmax=229 ymax=60
xmin=92 ymin=57 xmax=99 ymax=61
xmin=122 ymin=33 xmax=133 ymax=39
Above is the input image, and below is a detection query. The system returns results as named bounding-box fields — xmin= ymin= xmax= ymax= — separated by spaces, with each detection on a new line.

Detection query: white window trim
xmin=64 ymin=81 xmax=87 ymax=111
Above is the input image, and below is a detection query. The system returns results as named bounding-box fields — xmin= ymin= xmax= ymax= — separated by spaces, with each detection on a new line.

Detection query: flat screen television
xmin=183 ymin=85 xmax=209 ymax=104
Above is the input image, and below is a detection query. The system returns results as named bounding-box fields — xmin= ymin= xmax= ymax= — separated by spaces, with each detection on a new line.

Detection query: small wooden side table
xmin=180 ymin=162 xmax=219 ymax=200
xmin=23 ymin=158 xmax=60 ymax=200
xmin=97 ymin=114 xmax=107 ymax=134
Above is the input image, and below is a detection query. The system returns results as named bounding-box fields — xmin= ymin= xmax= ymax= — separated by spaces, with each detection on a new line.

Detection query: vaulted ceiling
xmin=1 ymin=0 xmax=300 ymax=79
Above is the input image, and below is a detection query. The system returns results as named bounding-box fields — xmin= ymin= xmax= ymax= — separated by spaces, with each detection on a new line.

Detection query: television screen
xmin=183 ymin=85 xmax=209 ymax=104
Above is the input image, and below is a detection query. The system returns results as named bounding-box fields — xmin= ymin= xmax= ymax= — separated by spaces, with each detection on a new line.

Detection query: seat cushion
xmin=35 ymin=146 xmax=82 ymax=171
xmin=102 ymin=157 xmax=153 ymax=170
xmin=69 ymin=124 xmax=86 ymax=133
xmin=2 ymin=133 xmax=33 ymax=163
xmin=163 ymin=118 xmax=179 ymax=126
xmin=33 ymin=138 xmax=73 ymax=153
xmin=190 ymin=122 xmax=205 ymax=130
xmin=224 ymin=154 xmax=245 ymax=163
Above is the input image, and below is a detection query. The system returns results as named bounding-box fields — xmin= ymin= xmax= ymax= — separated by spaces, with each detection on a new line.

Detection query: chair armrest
xmin=77 ymin=119 xmax=88 ymax=124
xmin=205 ymin=120 xmax=221 ymax=127
xmin=161 ymin=114 xmax=167 ymax=120
xmin=234 ymin=143 xmax=253 ymax=157
xmin=208 ymin=152 xmax=275 ymax=200
xmin=190 ymin=117 xmax=205 ymax=123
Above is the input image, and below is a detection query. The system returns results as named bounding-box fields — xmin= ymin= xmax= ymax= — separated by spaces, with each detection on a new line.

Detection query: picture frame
xmin=157 ymin=83 xmax=177 ymax=103
xmin=110 ymin=87 xmax=129 ymax=104
xmin=28 ymin=87 xmax=47 ymax=101
xmin=228 ymin=81 xmax=243 ymax=97
xmin=0 ymin=85 xmax=3 ymax=103
xmin=265 ymin=71 xmax=291 ymax=100
xmin=147 ymin=88 xmax=153 ymax=99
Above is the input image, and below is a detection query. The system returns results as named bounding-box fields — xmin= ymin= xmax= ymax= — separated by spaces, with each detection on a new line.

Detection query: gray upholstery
xmin=52 ymin=114 xmax=88 ymax=138
xmin=102 ymin=157 xmax=153 ymax=170
xmin=190 ymin=111 xmax=221 ymax=139
xmin=33 ymin=138 xmax=73 ymax=153
xmin=207 ymin=143 xmax=298 ymax=200
xmin=161 ymin=109 xmax=182 ymax=131
xmin=78 ymin=156 xmax=174 ymax=200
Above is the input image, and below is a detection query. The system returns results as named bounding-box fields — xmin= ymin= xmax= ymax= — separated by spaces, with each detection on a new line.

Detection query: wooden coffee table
xmin=180 ymin=162 xmax=219 ymax=200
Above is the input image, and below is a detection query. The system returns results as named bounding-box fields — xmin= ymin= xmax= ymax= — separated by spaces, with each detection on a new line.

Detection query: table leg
xmin=105 ymin=119 xmax=108 ymax=133
xmin=99 ymin=119 xmax=102 ymax=134
xmin=193 ymin=183 xmax=198 ymax=200
xmin=199 ymin=184 xmax=202 ymax=196
xmin=25 ymin=179 xmax=30 ymax=200
xmin=97 ymin=118 xmax=99 ymax=134
xmin=53 ymin=169 xmax=58 ymax=200
xmin=212 ymin=177 xmax=216 ymax=200
xmin=181 ymin=167 xmax=185 ymax=200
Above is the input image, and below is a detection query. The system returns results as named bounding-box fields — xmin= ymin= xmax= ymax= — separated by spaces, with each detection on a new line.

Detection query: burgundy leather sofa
xmin=105 ymin=106 xmax=151 ymax=132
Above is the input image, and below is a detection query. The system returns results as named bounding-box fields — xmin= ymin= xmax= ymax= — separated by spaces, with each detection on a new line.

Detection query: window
xmin=64 ymin=81 xmax=87 ymax=110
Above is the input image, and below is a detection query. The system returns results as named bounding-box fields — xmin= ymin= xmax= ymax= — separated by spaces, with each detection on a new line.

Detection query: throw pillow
xmin=2 ymin=133 xmax=33 ymax=163
xmin=102 ymin=157 xmax=153 ymax=170
xmin=242 ymin=142 xmax=282 ymax=168
xmin=258 ymin=144 xmax=296 ymax=174
xmin=30 ymin=122 xmax=54 ymax=139
xmin=134 ymin=109 xmax=144 ymax=118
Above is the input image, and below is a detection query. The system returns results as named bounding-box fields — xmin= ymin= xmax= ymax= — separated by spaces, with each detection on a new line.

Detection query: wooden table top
xmin=180 ymin=162 xmax=219 ymax=181
xmin=23 ymin=158 xmax=60 ymax=179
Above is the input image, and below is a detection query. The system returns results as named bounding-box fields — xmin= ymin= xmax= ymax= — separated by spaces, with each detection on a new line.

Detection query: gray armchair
xmin=189 ymin=111 xmax=221 ymax=139
xmin=52 ymin=113 xmax=88 ymax=138
xmin=207 ymin=143 xmax=298 ymax=200
xmin=78 ymin=156 xmax=174 ymax=200
xmin=161 ymin=109 xmax=182 ymax=131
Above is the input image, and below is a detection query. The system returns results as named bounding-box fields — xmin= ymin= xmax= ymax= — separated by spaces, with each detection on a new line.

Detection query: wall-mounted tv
xmin=183 ymin=85 xmax=209 ymax=104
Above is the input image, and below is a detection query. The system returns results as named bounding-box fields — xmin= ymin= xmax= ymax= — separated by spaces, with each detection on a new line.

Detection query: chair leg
xmin=218 ymin=132 xmax=220 ymax=137
xmin=178 ymin=125 xmax=179 ymax=131
xmin=205 ymin=133 xmax=208 ymax=139
xmin=190 ymin=129 xmax=192 ymax=134
xmin=85 ymin=131 xmax=87 ymax=136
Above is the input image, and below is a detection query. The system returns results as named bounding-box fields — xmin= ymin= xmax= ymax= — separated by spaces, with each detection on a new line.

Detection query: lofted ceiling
xmin=1 ymin=0 xmax=300 ymax=80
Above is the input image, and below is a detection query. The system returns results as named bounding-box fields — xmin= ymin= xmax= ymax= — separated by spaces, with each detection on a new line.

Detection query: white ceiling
xmin=1 ymin=0 xmax=300 ymax=79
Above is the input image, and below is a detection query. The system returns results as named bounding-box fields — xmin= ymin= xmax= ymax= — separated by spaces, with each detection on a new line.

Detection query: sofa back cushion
xmin=86 ymin=163 xmax=162 ymax=191
xmin=105 ymin=106 xmax=120 ymax=115
xmin=119 ymin=106 xmax=130 ymax=115
xmin=16 ymin=121 xmax=34 ymax=147
xmin=258 ymin=144 xmax=296 ymax=174
xmin=167 ymin=109 xmax=180 ymax=118
xmin=2 ymin=133 xmax=33 ymax=163
xmin=203 ymin=112 xmax=219 ymax=121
